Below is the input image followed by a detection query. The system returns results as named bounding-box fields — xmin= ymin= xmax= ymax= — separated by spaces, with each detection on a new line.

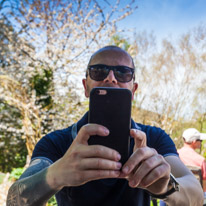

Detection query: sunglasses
xmin=87 ymin=64 xmax=135 ymax=83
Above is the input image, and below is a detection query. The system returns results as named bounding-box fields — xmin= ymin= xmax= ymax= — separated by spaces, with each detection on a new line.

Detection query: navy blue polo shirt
xmin=32 ymin=112 xmax=178 ymax=206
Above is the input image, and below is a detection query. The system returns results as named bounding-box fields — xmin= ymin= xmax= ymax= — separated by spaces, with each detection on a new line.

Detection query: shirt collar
xmin=76 ymin=112 xmax=141 ymax=132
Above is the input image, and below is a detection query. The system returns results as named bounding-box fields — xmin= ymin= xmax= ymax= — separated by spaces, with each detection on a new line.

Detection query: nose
xmin=103 ymin=70 xmax=118 ymax=84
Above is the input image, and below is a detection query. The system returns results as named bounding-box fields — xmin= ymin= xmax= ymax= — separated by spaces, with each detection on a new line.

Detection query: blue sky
xmin=117 ymin=0 xmax=206 ymax=40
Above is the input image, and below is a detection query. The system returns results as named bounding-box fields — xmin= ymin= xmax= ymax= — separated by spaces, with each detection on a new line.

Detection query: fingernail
xmin=104 ymin=129 xmax=109 ymax=135
xmin=123 ymin=166 xmax=129 ymax=174
xmin=130 ymin=180 xmax=136 ymax=187
xmin=116 ymin=162 xmax=122 ymax=169
xmin=117 ymin=154 xmax=121 ymax=161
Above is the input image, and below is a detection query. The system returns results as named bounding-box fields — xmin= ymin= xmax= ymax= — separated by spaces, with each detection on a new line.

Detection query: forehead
xmin=89 ymin=49 xmax=133 ymax=68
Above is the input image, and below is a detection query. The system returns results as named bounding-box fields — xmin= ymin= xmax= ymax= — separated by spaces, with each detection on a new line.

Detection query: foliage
xmin=111 ymin=32 xmax=206 ymax=143
xmin=1 ymin=2 xmax=205 ymax=205
xmin=0 ymin=0 xmax=138 ymax=164
xmin=31 ymin=68 xmax=53 ymax=108
xmin=110 ymin=35 xmax=131 ymax=51
xmin=9 ymin=167 xmax=25 ymax=181
xmin=130 ymin=27 xmax=206 ymax=137
xmin=150 ymin=199 xmax=160 ymax=206
xmin=47 ymin=196 xmax=57 ymax=206
xmin=0 ymin=101 xmax=27 ymax=172
xmin=0 ymin=0 xmax=206 ymax=175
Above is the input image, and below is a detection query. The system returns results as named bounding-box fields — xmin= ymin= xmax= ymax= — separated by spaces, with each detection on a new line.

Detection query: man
xmin=7 ymin=46 xmax=203 ymax=206
xmin=178 ymin=128 xmax=206 ymax=193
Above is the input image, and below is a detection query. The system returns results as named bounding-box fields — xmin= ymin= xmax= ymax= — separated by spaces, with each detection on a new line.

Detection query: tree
xmin=0 ymin=17 xmax=30 ymax=170
xmin=0 ymin=0 xmax=138 ymax=160
xmin=0 ymin=100 xmax=27 ymax=172
xmin=132 ymin=25 xmax=206 ymax=137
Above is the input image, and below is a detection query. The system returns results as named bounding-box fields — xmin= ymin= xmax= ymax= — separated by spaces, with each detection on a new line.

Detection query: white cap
xmin=183 ymin=128 xmax=206 ymax=143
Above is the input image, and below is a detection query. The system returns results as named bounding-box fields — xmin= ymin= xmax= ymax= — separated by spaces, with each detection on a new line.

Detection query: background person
xmin=178 ymin=128 xmax=206 ymax=193
xmin=7 ymin=46 xmax=203 ymax=206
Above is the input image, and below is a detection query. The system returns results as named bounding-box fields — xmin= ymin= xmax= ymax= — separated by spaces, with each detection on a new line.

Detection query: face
xmin=195 ymin=140 xmax=202 ymax=149
xmin=82 ymin=48 xmax=138 ymax=99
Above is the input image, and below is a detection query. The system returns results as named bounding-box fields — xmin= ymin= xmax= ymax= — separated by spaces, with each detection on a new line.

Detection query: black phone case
xmin=88 ymin=87 xmax=132 ymax=165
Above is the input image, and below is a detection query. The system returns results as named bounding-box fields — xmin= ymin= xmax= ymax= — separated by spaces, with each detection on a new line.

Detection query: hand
xmin=120 ymin=129 xmax=171 ymax=195
xmin=48 ymin=124 xmax=122 ymax=190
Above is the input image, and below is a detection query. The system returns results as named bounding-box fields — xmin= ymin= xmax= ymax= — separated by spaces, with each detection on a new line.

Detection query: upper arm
xmin=19 ymin=158 xmax=52 ymax=180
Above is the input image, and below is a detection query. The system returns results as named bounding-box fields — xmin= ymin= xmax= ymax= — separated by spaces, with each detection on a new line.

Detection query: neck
xmin=184 ymin=142 xmax=196 ymax=150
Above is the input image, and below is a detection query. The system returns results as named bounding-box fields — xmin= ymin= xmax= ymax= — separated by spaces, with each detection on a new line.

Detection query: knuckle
xmin=96 ymin=159 xmax=104 ymax=169
xmin=140 ymin=130 xmax=146 ymax=138
xmin=138 ymin=147 xmax=147 ymax=155
xmin=144 ymin=159 xmax=152 ymax=168
xmin=151 ymin=148 xmax=158 ymax=154
xmin=96 ymin=125 xmax=103 ymax=133
xmin=70 ymin=150 xmax=81 ymax=159
xmin=81 ymin=125 xmax=87 ymax=132
xmin=138 ymin=147 xmax=144 ymax=155
xmin=72 ymin=161 xmax=80 ymax=170
xmin=156 ymin=154 xmax=164 ymax=161
xmin=97 ymin=169 xmax=104 ymax=177
xmin=153 ymin=168 xmax=162 ymax=177
xmin=164 ymin=161 xmax=171 ymax=171
xmin=95 ymin=146 xmax=104 ymax=156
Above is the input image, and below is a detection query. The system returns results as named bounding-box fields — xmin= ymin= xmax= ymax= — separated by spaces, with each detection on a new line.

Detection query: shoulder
xmin=178 ymin=146 xmax=192 ymax=153
xmin=31 ymin=113 xmax=88 ymax=163
xmin=135 ymin=122 xmax=178 ymax=156
xmin=40 ymin=126 xmax=74 ymax=148
xmin=47 ymin=126 xmax=73 ymax=141
xmin=31 ymin=125 xmax=74 ymax=162
xmin=136 ymin=123 xmax=169 ymax=142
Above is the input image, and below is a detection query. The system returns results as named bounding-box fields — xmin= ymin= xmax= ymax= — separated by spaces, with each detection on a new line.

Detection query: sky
xmin=117 ymin=0 xmax=206 ymax=41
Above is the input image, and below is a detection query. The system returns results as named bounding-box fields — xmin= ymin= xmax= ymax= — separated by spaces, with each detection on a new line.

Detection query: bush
xmin=9 ymin=167 xmax=25 ymax=181
xmin=0 ymin=102 xmax=27 ymax=173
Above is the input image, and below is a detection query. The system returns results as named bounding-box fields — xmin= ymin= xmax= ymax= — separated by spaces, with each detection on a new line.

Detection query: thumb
xmin=130 ymin=129 xmax=147 ymax=151
xmin=76 ymin=123 xmax=109 ymax=144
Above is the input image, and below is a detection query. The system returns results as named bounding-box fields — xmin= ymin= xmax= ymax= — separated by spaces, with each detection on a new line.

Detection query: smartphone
xmin=88 ymin=87 xmax=132 ymax=165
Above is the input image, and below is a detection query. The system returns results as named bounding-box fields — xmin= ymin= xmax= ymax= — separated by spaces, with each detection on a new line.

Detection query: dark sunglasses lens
xmin=89 ymin=66 xmax=109 ymax=81
xmin=114 ymin=67 xmax=133 ymax=82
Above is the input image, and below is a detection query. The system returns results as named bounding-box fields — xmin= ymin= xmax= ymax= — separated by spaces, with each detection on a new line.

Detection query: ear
xmin=82 ymin=79 xmax=89 ymax=98
xmin=191 ymin=141 xmax=197 ymax=148
xmin=131 ymin=82 xmax=138 ymax=100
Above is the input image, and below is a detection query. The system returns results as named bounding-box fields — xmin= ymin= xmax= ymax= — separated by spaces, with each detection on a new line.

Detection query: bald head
xmin=88 ymin=45 xmax=135 ymax=69
xmin=83 ymin=45 xmax=138 ymax=98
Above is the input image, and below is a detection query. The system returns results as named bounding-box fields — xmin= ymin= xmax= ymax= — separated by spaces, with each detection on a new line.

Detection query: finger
xmin=74 ymin=169 xmax=121 ymax=185
xmin=127 ymin=154 xmax=166 ymax=188
xmin=122 ymin=147 xmax=157 ymax=175
xmin=138 ymin=164 xmax=170 ymax=189
xmin=78 ymin=144 xmax=121 ymax=162
xmin=78 ymin=158 xmax=122 ymax=171
xmin=76 ymin=123 xmax=109 ymax=144
xmin=130 ymin=129 xmax=147 ymax=150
